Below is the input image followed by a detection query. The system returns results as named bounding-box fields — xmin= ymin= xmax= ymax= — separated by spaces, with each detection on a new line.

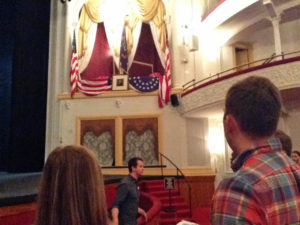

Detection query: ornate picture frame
xmin=112 ymin=75 xmax=128 ymax=91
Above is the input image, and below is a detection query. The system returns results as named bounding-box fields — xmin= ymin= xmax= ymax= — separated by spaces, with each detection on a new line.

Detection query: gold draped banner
xmin=78 ymin=0 xmax=102 ymax=58
xmin=78 ymin=0 xmax=167 ymax=59
xmin=135 ymin=0 xmax=166 ymax=52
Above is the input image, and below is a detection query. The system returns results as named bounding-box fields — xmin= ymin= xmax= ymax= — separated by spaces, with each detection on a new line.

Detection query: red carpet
xmin=192 ymin=206 xmax=210 ymax=225
xmin=0 ymin=180 xmax=211 ymax=225
xmin=142 ymin=180 xmax=211 ymax=225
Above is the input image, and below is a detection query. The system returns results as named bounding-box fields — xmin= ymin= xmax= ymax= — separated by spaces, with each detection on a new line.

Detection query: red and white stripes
xmin=158 ymin=39 xmax=172 ymax=108
xmin=77 ymin=76 xmax=111 ymax=96
xmin=70 ymin=49 xmax=79 ymax=97
xmin=70 ymin=41 xmax=111 ymax=96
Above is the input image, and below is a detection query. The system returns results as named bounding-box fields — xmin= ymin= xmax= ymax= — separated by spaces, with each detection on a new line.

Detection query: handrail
xmin=182 ymin=50 xmax=300 ymax=91
xmin=262 ymin=53 xmax=276 ymax=65
xmin=182 ymin=79 xmax=195 ymax=89
xmin=159 ymin=152 xmax=192 ymax=218
xmin=102 ymin=165 xmax=166 ymax=169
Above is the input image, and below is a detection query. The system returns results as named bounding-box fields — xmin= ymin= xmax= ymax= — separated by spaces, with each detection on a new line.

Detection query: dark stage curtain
xmin=0 ymin=1 xmax=15 ymax=171
xmin=0 ymin=0 xmax=50 ymax=172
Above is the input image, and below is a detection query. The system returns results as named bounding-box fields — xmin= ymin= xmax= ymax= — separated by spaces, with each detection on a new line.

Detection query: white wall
xmin=287 ymin=111 xmax=300 ymax=151
xmin=283 ymin=97 xmax=300 ymax=151
xmin=208 ymin=118 xmax=226 ymax=187
xmin=186 ymin=118 xmax=210 ymax=167
xmin=220 ymin=45 xmax=235 ymax=71
xmin=280 ymin=19 xmax=300 ymax=54
xmin=58 ymin=96 xmax=188 ymax=167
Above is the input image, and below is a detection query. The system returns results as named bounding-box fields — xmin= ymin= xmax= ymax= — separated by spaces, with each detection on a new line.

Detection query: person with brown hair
xmin=211 ymin=76 xmax=300 ymax=224
xmin=274 ymin=129 xmax=292 ymax=156
xmin=34 ymin=145 xmax=108 ymax=225
xmin=291 ymin=150 xmax=300 ymax=165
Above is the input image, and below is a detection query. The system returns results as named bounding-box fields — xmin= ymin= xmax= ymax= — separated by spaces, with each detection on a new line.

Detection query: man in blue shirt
xmin=112 ymin=157 xmax=147 ymax=225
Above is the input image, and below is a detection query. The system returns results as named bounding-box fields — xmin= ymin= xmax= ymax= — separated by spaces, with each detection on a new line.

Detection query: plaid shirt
xmin=211 ymin=138 xmax=300 ymax=225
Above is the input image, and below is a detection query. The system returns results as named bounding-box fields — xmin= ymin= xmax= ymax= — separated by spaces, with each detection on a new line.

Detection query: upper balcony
xmin=179 ymin=52 xmax=300 ymax=117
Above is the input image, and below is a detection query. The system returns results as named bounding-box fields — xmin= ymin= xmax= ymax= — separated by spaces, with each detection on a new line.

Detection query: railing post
xmin=159 ymin=152 xmax=193 ymax=220
xmin=160 ymin=153 xmax=163 ymax=178
xmin=177 ymin=168 xmax=180 ymax=195
xmin=189 ymin=186 xmax=192 ymax=217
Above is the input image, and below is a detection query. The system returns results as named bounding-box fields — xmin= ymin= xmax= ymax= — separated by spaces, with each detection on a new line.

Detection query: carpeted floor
xmin=192 ymin=206 xmax=210 ymax=225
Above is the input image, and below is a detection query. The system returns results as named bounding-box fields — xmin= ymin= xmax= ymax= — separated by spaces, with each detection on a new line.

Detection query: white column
xmin=45 ymin=1 xmax=70 ymax=158
xmin=271 ymin=17 xmax=282 ymax=56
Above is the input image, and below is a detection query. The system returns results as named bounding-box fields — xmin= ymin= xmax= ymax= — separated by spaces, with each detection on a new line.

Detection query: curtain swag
xmin=78 ymin=0 xmax=167 ymax=61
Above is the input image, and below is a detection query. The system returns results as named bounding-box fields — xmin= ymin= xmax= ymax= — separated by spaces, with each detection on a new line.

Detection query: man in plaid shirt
xmin=211 ymin=76 xmax=300 ymax=224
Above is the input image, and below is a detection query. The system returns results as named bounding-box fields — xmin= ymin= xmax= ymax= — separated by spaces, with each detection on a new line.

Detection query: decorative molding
xmin=102 ymin=167 xmax=214 ymax=176
xmin=58 ymin=88 xmax=183 ymax=100
xmin=64 ymin=101 xmax=71 ymax=110
xmin=179 ymin=61 xmax=300 ymax=114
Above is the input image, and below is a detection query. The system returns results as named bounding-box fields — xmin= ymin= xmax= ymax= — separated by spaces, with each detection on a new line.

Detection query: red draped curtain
xmin=81 ymin=23 xmax=115 ymax=80
xmin=129 ymin=23 xmax=164 ymax=77
xmin=81 ymin=22 xmax=164 ymax=79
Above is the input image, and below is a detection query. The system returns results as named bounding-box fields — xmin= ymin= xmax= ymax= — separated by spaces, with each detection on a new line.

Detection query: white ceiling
xmin=218 ymin=0 xmax=300 ymax=45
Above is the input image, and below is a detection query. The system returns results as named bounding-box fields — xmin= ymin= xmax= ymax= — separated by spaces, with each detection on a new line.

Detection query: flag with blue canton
xmin=120 ymin=23 xmax=128 ymax=73
xmin=129 ymin=76 xmax=160 ymax=92
xmin=108 ymin=77 xmax=112 ymax=86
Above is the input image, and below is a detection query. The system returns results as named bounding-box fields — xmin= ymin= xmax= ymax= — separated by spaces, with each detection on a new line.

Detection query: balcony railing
xmin=182 ymin=51 xmax=300 ymax=95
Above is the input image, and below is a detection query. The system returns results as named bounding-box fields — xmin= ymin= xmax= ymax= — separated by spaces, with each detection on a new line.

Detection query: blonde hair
xmin=35 ymin=145 xmax=107 ymax=225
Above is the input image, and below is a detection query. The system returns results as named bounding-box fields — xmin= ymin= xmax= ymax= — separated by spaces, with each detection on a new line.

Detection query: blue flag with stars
xmin=129 ymin=76 xmax=160 ymax=92
xmin=120 ymin=23 xmax=128 ymax=73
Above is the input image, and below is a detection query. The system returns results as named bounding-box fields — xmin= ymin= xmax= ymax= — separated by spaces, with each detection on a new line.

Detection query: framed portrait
xmin=112 ymin=75 xmax=128 ymax=91
xmin=77 ymin=117 xmax=116 ymax=166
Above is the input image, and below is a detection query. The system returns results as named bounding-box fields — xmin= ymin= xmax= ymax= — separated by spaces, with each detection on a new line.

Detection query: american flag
xmin=70 ymin=31 xmax=78 ymax=97
xmin=70 ymin=31 xmax=112 ymax=96
xmin=129 ymin=74 xmax=160 ymax=92
xmin=77 ymin=76 xmax=112 ymax=96
xmin=158 ymin=39 xmax=172 ymax=108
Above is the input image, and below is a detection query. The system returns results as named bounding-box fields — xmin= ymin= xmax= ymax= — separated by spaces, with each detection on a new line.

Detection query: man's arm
xmin=138 ymin=207 xmax=147 ymax=222
xmin=111 ymin=183 xmax=129 ymax=225
xmin=111 ymin=208 xmax=119 ymax=225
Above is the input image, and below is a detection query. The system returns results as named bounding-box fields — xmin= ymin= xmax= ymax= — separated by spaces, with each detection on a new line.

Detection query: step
xmin=150 ymin=190 xmax=180 ymax=197
xmin=160 ymin=195 xmax=184 ymax=204
xmin=146 ymin=184 xmax=165 ymax=192
xmin=142 ymin=179 xmax=164 ymax=186
xmin=160 ymin=208 xmax=191 ymax=219
xmin=162 ymin=202 xmax=189 ymax=210
xmin=159 ymin=217 xmax=194 ymax=225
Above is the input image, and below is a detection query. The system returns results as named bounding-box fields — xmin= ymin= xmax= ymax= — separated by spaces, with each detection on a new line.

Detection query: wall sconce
xmin=189 ymin=35 xmax=199 ymax=52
